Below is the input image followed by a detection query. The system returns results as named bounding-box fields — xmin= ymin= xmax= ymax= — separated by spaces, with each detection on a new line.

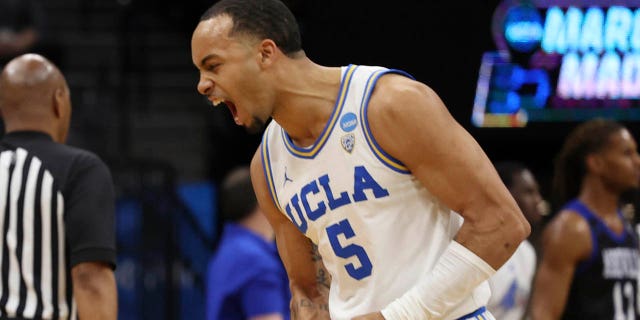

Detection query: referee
xmin=0 ymin=54 xmax=117 ymax=319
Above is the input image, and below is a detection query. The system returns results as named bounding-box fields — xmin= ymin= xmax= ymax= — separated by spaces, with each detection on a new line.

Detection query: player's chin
xmin=244 ymin=116 xmax=266 ymax=134
xmin=621 ymin=182 xmax=640 ymax=194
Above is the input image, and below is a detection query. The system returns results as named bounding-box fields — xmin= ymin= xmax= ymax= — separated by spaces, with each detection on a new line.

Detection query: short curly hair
xmin=200 ymin=0 xmax=302 ymax=56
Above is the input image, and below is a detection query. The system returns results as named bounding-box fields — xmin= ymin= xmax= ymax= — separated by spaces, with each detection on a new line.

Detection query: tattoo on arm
xmin=299 ymin=298 xmax=329 ymax=311
xmin=317 ymin=269 xmax=330 ymax=290
xmin=310 ymin=241 xmax=322 ymax=262
xmin=309 ymin=240 xmax=331 ymax=290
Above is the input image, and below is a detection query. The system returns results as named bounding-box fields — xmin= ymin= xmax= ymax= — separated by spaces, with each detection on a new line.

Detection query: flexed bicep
xmin=365 ymin=74 xmax=529 ymax=269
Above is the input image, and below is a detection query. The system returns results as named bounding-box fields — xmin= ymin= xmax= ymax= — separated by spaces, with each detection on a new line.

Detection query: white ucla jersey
xmin=260 ymin=65 xmax=490 ymax=319
xmin=487 ymin=240 xmax=536 ymax=320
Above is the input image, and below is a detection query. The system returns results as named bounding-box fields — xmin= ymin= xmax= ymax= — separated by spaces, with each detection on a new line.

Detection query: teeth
xmin=211 ymin=97 xmax=224 ymax=106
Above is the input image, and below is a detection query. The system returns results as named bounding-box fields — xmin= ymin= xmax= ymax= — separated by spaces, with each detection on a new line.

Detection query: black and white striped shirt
xmin=0 ymin=131 xmax=116 ymax=320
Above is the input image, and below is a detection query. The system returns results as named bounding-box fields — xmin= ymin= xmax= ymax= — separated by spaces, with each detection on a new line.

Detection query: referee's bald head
xmin=0 ymin=53 xmax=72 ymax=143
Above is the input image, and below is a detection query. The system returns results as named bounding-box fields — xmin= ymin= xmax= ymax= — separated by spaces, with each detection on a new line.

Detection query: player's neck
xmin=272 ymin=61 xmax=342 ymax=147
xmin=578 ymin=178 xmax=621 ymax=217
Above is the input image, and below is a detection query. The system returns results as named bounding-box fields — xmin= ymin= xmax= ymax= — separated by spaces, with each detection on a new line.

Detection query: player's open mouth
xmin=209 ymin=96 xmax=239 ymax=123
xmin=226 ymin=100 xmax=238 ymax=120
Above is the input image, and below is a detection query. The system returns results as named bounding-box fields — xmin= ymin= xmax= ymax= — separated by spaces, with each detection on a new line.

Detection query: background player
xmin=530 ymin=118 xmax=640 ymax=319
xmin=488 ymin=161 xmax=546 ymax=319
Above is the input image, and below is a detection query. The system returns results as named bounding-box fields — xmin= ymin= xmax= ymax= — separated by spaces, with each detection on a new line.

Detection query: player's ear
xmin=585 ymin=153 xmax=604 ymax=174
xmin=258 ymin=39 xmax=277 ymax=66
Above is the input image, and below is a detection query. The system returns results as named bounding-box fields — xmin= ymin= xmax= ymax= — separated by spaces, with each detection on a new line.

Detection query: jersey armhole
xmin=260 ymin=127 xmax=284 ymax=213
xmin=359 ymin=69 xmax=413 ymax=174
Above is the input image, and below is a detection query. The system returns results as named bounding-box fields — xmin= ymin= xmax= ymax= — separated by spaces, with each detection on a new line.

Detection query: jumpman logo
xmin=283 ymin=167 xmax=293 ymax=187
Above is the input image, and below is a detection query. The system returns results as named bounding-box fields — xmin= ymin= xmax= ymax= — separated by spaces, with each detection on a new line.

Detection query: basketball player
xmin=530 ymin=119 xmax=640 ymax=319
xmin=191 ymin=1 xmax=530 ymax=319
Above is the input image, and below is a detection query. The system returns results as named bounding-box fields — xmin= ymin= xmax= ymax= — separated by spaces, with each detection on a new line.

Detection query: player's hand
xmin=352 ymin=311 xmax=385 ymax=319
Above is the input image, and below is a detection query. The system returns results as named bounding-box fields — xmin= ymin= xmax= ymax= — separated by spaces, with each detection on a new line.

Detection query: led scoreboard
xmin=473 ymin=0 xmax=640 ymax=127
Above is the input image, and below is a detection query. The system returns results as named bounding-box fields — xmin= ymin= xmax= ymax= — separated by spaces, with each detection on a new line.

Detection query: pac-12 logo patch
xmin=341 ymin=133 xmax=355 ymax=153
xmin=340 ymin=112 xmax=358 ymax=132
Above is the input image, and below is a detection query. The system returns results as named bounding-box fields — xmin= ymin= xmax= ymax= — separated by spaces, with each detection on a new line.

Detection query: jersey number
xmin=614 ymin=281 xmax=637 ymax=320
xmin=326 ymin=219 xmax=372 ymax=280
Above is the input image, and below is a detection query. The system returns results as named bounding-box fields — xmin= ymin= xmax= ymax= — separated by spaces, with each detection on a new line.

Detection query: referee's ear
xmin=52 ymin=87 xmax=65 ymax=118
xmin=52 ymin=86 xmax=71 ymax=120
xmin=51 ymin=85 xmax=71 ymax=143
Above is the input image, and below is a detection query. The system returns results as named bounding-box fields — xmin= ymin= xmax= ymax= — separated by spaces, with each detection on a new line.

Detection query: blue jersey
xmin=206 ymin=224 xmax=290 ymax=320
xmin=561 ymin=200 xmax=640 ymax=320
xmin=260 ymin=65 xmax=490 ymax=319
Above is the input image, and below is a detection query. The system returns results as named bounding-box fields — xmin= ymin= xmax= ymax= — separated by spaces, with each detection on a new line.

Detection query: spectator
xmin=206 ymin=166 xmax=291 ymax=320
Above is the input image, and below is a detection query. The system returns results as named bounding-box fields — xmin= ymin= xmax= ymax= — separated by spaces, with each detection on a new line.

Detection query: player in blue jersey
xmin=530 ymin=119 xmax=640 ymax=320
xmin=191 ymin=1 xmax=530 ymax=319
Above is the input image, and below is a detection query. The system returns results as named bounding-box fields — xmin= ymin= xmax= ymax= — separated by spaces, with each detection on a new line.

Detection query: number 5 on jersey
xmin=326 ymin=219 xmax=372 ymax=280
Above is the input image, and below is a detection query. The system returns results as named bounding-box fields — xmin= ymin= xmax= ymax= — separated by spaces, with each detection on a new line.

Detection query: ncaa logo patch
xmin=341 ymin=133 xmax=355 ymax=153
xmin=340 ymin=112 xmax=358 ymax=132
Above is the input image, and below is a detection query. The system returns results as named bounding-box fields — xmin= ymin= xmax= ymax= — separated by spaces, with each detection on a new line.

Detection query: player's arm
xmin=250 ymin=149 xmax=330 ymax=320
xmin=358 ymin=75 xmax=530 ymax=319
xmin=72 ymin=262 xmax=117 ymax=320
xmin=530 ymin=211 xmax=591 ymax=320
xmin=369 ymin=74 xmax=529 ymax=269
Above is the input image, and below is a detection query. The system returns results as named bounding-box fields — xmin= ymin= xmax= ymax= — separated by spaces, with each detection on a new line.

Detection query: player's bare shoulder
xmin=363 ymin=71 xmax=466 ymax=173
xmin=367 ymin=73 xmax=436 ymax=116
xmin=543 ymin=209 xmax=593 ymax=261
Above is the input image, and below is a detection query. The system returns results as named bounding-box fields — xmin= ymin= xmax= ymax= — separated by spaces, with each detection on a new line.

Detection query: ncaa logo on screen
xmin=340 ymin=112 xmax=358 ymax=132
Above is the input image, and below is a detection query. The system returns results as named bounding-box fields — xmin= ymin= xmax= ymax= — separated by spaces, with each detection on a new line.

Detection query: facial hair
xmin=245 ymin=116 xmax=266 ymax=134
